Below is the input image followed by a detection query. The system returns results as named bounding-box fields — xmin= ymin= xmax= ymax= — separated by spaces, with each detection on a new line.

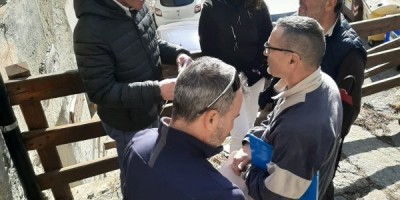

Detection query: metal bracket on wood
xmin=0 ymin=121 xmax=18 ymax=133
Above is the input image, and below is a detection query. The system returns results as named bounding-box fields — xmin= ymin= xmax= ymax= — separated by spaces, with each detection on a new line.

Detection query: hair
xmin=275 ymin=16 xmax=326 ymax=68
xmin=334 ymin=0 xmax=344 ymax=14
xmin=172 ymin=56 xmax=240 ymax=123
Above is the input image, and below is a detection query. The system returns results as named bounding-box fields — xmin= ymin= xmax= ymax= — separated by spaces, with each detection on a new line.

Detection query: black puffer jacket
xmin=199 ymin=0 xmax=273 ymax=86
xmin=74 ymin=0 xmax=189 ymax=131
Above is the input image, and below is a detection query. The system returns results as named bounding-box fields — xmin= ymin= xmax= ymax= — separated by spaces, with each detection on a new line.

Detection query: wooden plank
xmin=362 ymin=74 xmax=400 ymax=97
xmin=19 ymin=101 xmax=48 ymax=131
xmin=103 ymin=141 xmax=116 ymax=150
xmin=23 ymin=119 xmax=105 ymax=151
xmin=20 ymin=101 xmax=73 ymax=199
xmin=366 ymin=47 xmax=400 ymax=69
xmin=5 ymin=62 xmax=192 ymax=106
xmin=350 ymin=14 xmax=400 ymax=38
xmin=4 ymin=70 xmax=84 ymax=106
xmin=5 ymin=62 xmax=31 ymax=79
xmin=365 ymin=61 xmax=400 ymax=78
xmin=342 ymin=5 xmax=355 ymax=22
xmin=36 ymin=155 xmax=119 ymax=190
xmin=367 ymin=37 xmax=400 ymax=54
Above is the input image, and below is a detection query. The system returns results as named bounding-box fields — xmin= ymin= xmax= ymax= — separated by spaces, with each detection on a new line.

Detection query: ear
xmin=289 ymin=53 xmax=301 ymax=65
xmin=203 ymin=110 xmax=220 ymax=133
xmin=326 ymin=0 xmax=336 ymax=11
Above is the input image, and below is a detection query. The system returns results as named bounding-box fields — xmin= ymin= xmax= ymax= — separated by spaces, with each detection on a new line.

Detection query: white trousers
xmin=229 ymin=78 xmax=265 ymax=152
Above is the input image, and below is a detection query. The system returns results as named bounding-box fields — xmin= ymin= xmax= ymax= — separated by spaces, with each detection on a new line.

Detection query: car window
xmin=160 ymin=0 xmax=194 ymax=7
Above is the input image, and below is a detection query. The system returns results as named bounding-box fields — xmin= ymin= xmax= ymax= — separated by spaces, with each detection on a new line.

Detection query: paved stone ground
xmin=333 ymin=67 xmax=400 ymax=200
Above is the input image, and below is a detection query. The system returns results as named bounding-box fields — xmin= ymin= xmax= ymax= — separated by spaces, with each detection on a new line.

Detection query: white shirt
xmin=325 ymin=16 xmax=339 ymax=37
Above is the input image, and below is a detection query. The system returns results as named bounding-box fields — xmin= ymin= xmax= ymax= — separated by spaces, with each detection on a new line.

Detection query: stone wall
xmin=0 ymin=0 xmax=104 ymax=199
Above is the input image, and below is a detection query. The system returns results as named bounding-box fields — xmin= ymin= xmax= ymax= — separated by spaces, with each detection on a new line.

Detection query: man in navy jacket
xmin=122 ymin=57 xmax=245 ymax=200
xmin=232 ymin=16 xmax=342 ymax=199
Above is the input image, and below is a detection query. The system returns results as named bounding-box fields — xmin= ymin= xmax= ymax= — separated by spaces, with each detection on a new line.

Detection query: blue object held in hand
xmin=249 ymin=134 xmax=319 ymax=200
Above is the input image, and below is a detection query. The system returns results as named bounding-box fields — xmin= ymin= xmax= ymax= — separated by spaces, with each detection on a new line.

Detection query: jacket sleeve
xmin=246 ymin=166 xmax=291 ymax=200
xmin=199 ymin=1 xmax=220 ymax=58
xmin=246 ymin=119 xmax=320 ymax=199
xmin=158 ymin=39 xmax=190 ymax=65
xmin=74 ymin=29 xmax=161 ymax=109
xmin=335 ymin=48 xmax=366 ymax=122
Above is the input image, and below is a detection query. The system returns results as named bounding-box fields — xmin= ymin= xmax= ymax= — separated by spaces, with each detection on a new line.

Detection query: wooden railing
xmin=350 ymin=14 xmax=400 ymax=97
xmin=4 ymin=69 xmax=108 ymax=199
xmin=1 ymin=63 xmax=179 ymax=199
xmin=0 ymin=15 xmax=399 ymax=199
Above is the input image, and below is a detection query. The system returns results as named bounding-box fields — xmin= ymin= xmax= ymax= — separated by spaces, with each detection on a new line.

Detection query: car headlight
xmin=155 ymin=8 xmax=162 ymax=16
xmin=194 ymin=4 xmax=201 ymax=13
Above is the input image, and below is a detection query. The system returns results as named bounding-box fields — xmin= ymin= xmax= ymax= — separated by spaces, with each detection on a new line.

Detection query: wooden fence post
xmin=0 ymin=73 xmax=42 ymax=199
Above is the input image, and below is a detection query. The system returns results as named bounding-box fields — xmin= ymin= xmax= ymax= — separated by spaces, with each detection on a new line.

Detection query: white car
xmin=153 ymin=0 xmax=202 ymax=27
xmin=157 ymin=21 xmax=201 ymax=54
xmin=265 ymin=0 xmax=298 ymax=22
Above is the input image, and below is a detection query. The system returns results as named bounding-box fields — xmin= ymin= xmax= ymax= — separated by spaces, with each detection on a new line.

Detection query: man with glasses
xmin=258 ymin=2 xmax=367 ymax=197
xmin=299 ymin=1 xmax=367 ymax=199
xmin=227 ymin=16 xmax=342 ymax=199
xmin=122 ymin=56 xmax=245 ymax=199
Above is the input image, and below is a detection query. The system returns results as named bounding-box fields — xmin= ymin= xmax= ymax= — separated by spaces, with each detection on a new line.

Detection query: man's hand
xmin=232 ymin=144 xmax=251 ymax=176
xmin=176 ymin=53 xmax=192 ymax=72
xmin=159 ymin=78 xmax=176 ymax=101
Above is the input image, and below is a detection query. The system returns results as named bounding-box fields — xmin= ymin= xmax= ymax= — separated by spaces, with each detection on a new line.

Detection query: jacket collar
xmin=271 ymin=68 xmax=323 ymax=117
xmin=112 ymin=0 xmax=132 ymax=17
xmin=158 ymin=117 xmax=223 ymax=159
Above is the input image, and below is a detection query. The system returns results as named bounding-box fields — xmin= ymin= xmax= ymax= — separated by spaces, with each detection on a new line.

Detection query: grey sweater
xmin=245 ymin=69 xmax=343 ymax=199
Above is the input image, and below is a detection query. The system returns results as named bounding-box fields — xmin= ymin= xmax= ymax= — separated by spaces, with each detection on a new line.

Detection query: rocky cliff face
xmin=0 ymin=0 xmax=96 ymax=199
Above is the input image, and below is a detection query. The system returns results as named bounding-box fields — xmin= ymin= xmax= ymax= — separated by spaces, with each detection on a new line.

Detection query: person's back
xmin=199 ymin=0 xmax=273 ymax=152
xmin=122 ymin=57 xmax=245 ymax=200
xmin=199 ymin=0 xmax=272 ymax=80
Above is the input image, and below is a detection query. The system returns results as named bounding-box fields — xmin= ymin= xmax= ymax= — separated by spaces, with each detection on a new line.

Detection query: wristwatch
xmin=240 ymin=164 xmax=252 ymax=180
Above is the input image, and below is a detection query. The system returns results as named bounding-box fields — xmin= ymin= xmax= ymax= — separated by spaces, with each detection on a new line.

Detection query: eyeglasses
xmin=197 ymin=71 xmax=241 ymax=115
xmin=263 ymin=42 xmax=301 ymax=60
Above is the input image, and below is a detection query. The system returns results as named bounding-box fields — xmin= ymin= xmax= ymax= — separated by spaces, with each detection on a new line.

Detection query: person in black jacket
xmin=199 ymin=0 xmax=273 ymax=152
xmin=73 ymin=0 xmax=191 ymax=182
